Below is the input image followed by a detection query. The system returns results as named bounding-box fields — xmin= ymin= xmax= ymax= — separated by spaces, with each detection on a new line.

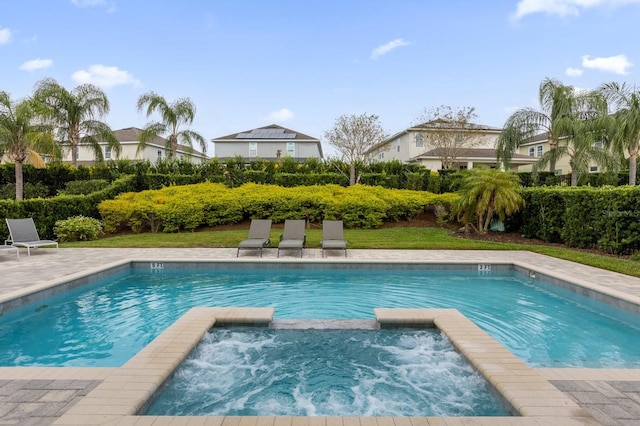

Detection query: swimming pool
xmin=0 ymin=263 xmax=638 ymax=368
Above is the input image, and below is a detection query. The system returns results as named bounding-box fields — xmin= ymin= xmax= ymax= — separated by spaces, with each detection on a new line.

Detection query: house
xmin=366 ymin=121 xmax=536 ymax=171
xmin=515 ymin=132 xmax=605 ymax=175
xmin=58 ymin=127 xmax=208 ymax=165
xmin=212 ymin=124 xmax=323 ymax=161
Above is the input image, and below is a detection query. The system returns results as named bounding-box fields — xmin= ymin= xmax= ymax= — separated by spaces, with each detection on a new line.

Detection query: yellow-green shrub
xmin=98 ymin=182 xmax=447 ymax=232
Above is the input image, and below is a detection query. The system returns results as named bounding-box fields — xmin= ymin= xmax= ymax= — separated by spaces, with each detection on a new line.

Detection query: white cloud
xmin=0 ymin=27 xmax=12 ymax=45
xmin=71 ymin=0 xmax=117 ymax=13
xmin=71 ymin=0 xmax=105 ymax=6
xmin=582 ymin=54 xmax=633 ymax=75
xmin=566 ymin=67 xmax=584 ymax=77
xmin=19 ymin=58 xmax=53 ymax=71
xmin=71 ymin=64 xmax=141 ymax=88
xmin=371 ymin=38 xmax=411 ymax=59
xmin=261 ymin=108 xmax=294 ymax=122
xmin=512 ymin=0 xmax=640 ymax=20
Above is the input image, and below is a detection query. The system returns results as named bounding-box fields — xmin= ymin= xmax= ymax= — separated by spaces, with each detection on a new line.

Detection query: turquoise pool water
xmin=145 ymin=328 xmax=510 ymax=417
xmin=0 ymin=266 xmax=638 ymax=367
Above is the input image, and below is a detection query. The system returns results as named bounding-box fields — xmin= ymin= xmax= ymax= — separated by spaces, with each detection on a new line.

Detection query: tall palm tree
xmin=0 ymin=92 xmax=56 ymax=200
xmin=136 ymin=92 xmax=207 ymax=159
xmin=456 ymin=167 xmax=524 ymax=234
xmin=600 ymin=82 xmax=640 ymax=185
xmin=497 ymin=78 xmax=577 ymax=172
xmin=32 ymin=78 xmax=120 ymax=167
xmin=532 ymin=89 xmax=615 ymax=186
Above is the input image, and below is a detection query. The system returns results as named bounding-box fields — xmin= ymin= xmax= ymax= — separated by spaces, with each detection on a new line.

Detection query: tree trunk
xmin=349 ymin=161 xmax=356 ymax=186
xmin=15 ymin=160 xmax=24 ymax=201
xmin=629 ymin=152 xmax=638 ymax=186
xmin=548 ymin=134 xmax=556 ymax=173
xmin=571 ymin=168 xmax=578 ymax=187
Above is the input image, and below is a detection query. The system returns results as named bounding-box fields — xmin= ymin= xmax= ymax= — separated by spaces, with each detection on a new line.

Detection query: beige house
xmin=212 ymin=124 xmax=323 ymax=161
xmin=367 ymin=121 xmax=535 ymax=170
xmin=59 ymin=127 xmax=208 ymax=165
xmin=515 ymin=133 xmax=606 ymax=175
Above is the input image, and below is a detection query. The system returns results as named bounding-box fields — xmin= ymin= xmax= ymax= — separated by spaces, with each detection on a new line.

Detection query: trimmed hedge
xmin=515 ymin=186 xmax=640 ymax=254
xmin=0 ymin=175 xmax=138 ymax=240
xmin=99 ymin=183 xmax=455 ymax=233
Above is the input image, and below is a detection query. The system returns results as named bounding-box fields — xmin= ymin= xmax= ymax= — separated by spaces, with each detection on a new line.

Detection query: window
xmin=378 ymin=151 xmax=384 ymax=160
xmin=157 ymin=150 xmax=163 ymax=161
xmin=537 ymin=145 xmax=543 ymax=158
xmin=415 ymin=133 xmax=424 ymax=148
xmin=104 ymin=146 xmax=111 ymax=160
xmin=286 ymin=142 xmax=295 ymax=157
xmin=249 ymin=142 xmax=257 ymax=158
xmin=528 ymin=147 xmax=535 ymax=157
xmin=396 ymin=141 xmax=400 ymax=152
xmin=590 ymin=166 xmax=598 ymax=172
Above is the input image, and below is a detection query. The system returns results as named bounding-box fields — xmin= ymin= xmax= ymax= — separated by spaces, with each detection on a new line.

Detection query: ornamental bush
xmin=98 ymin=182 xmax=450 ymax=232
xmin=54 ymin=216 xmax=103 ymax=242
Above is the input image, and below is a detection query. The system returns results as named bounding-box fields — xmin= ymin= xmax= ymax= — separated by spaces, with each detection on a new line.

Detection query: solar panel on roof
xmin=234 ymin=128 xmax=297 ymax=139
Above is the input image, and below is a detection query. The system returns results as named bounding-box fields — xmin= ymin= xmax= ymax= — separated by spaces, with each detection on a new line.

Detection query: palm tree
xmin=455 ymin=167 xmax=524 ymax=234
xmin=32 ymin=78 xmax=120 ymax=167
xmin=136 ymin=92 xmax=207 ymax=159
xmin=600 ymin=82 xmax=640 ymax=185
xmin=497 ymin=78 xmax=577 ymax=173
xmin=0 ymin=92 xmax=56 ymax=200
xmin=533 ymin=89 xmax=615 ymax=186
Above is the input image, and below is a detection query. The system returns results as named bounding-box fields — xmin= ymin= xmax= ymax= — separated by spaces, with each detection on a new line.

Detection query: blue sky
xmin=1 ymin=0 xmax=639 ymax=156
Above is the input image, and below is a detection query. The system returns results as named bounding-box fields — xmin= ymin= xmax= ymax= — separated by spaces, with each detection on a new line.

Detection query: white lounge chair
xmin=321 ymin=220 xmax=347 ymax=257
xmin=5 ymin=218 xmax=59 ymax=256
xmin=0 ymin=244 xmax=19 ymax=260
xmin=237 ymin=219 xmax=272 ymax=257
xmin=277 ymin=220 xmax=306 ymax=258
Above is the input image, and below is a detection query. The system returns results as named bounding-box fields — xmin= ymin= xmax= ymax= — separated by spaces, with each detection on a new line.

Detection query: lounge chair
xmin=5 ymin=218 xmax=59 ymax=256
xmin=0 ymin=244 xmax=19 ymax=260
xmin=277 ymin=219 xmax=306 ymax=258
xmin=237 ymin=219 xmax=272 ymax=257
xmin=321 ymin=220 xmax=347 ymax=257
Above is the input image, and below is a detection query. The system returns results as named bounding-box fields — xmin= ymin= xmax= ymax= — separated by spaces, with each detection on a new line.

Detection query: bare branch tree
xmin=413 ymin=105 xmax=482 ymax=169
xmin=324 ymin=113 xmax=388 ymax=185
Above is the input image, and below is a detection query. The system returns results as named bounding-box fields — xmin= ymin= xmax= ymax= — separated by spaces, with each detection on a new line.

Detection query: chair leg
xmin=236 ymin=248 xmax=240 ymax=257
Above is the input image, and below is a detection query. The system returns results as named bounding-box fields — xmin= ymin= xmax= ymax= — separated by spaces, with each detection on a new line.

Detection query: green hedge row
xmin=0 ymin=175 xmax=138 ymax=240
xmin=99 ymin=183 xmax=458 ymax=233
xmin=510 ymin=186 xmax=640 ymax=254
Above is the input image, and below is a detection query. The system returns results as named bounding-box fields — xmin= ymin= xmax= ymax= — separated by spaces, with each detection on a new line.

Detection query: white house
xmin=212 ymin=124 xmax=323 ymax=161
xmin=366 ymin=121 xmax=535 ymax=170
xmin=61 ymin=127 xmax=208 ymax=165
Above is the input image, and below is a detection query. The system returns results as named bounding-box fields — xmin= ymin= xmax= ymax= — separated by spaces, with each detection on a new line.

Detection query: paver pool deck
xmin=0 ymin=247 xmax=639 ymax=425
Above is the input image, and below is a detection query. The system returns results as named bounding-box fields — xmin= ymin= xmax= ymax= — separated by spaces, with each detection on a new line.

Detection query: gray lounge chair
xmin=5 ymin=218 xmax=59 ymax=256
xmin=277 ymin=219 xmax=306 ymax=258
xmin=237 ymin=219 xmax=272 ymax=257
xmin=0 ymin=244 xmax=19 ymax=260
xmin=321 ymin=220 xmax=347 ymax=257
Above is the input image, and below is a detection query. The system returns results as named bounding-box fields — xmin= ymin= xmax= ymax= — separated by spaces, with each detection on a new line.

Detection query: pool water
xmin=145 ymin=328 xmax=510 ymax=417
xmin=0 ymin=267 xmax=638 ymax=367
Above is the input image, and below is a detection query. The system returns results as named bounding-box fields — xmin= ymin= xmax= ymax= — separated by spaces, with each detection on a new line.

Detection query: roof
xmin=113 ymin=127 xmax=206 ymax=157
xmin=411 ymin=120 xmax=503 ymax=132
xmin=212 ymin=124 xmax=319 ymax=142
xmin=409 ymin=148 xmax=536 ymax=164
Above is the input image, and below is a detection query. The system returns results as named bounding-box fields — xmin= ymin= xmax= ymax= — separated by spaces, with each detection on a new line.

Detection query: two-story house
xmin=212 ymin=124 xmax=323 ymax=161
xmin=367 ymin=121 xmax=535 ymax=170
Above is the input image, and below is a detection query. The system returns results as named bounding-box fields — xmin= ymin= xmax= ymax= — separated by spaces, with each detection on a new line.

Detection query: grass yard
xmin=62 ymin=226 xmax=640 ymax=279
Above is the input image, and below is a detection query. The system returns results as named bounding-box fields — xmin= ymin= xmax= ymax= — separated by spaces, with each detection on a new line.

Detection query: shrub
xmin=54 ymin=216 xmax=103 ymax=242
xmin=61 ymin=179 xmax=110 ymax=195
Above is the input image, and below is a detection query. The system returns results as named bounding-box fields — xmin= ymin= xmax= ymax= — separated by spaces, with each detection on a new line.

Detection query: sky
xmin=1 ymin=0 xmax=640 ymax=157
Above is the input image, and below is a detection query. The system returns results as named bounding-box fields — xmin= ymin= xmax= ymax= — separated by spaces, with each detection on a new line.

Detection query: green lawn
xmin=62 ymin=226 xmax=640 ymax=279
